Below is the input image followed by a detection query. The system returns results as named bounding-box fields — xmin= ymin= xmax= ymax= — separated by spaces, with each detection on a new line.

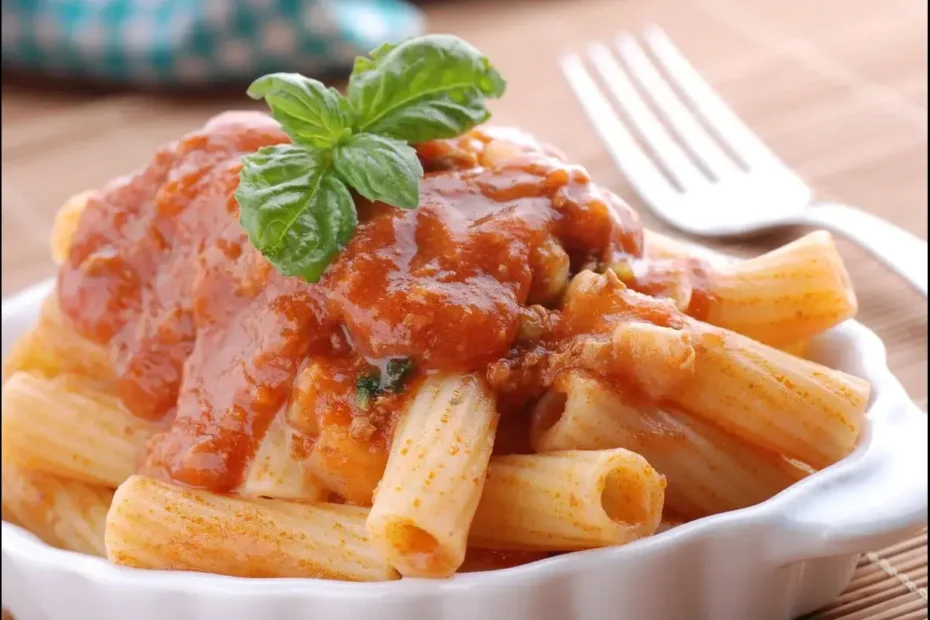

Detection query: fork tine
xmin=614 ymin=34 xmax=740 ymax=179
xmin=558 ymin=53 xmax=678 ymax=207
xmin=586 ymin=43 xmax=705 ymax=191
xmin=642 ymin=25 xmax=782 ymax=169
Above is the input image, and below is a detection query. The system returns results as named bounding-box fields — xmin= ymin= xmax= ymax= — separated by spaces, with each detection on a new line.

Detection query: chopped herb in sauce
xmin=355 ymin=358 xmax=415 ymax=410
xmin=355 ymin=373 xmax=381 ymax=411
xmin=383 ymin=358 xmax=414 ymax=392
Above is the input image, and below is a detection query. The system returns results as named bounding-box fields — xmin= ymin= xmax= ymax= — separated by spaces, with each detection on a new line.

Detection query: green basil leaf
xmin=240 ymin=35 xmax=508 ymax=283
xmin=346 ymin=34 xmax=506 ymax=143
xmin=333 ymin=133 xmax=423 ymax=209
xmin=247 ymin=73 xmax=352 ymax=148
xmin=236 ymin=144 xmax=357 ymax=282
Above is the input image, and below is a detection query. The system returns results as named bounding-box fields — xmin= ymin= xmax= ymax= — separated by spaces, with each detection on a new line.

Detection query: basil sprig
xmin=236 ymin=34 xmax=506 ymax=282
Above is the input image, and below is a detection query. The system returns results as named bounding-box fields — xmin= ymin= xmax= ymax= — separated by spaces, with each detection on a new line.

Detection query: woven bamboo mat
xmin=1 ymin=0 xmax=926 ymax=618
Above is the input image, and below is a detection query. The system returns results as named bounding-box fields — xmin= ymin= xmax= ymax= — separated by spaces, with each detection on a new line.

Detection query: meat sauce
xmin=57 ymin=112 xmax=645 ymax=493
xmin=613 ymin=257 xmax=716 ymax=321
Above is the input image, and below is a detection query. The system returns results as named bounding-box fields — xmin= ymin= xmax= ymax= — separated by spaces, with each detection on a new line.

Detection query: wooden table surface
xmin=2 ymin=0 xmax=926 ymax=618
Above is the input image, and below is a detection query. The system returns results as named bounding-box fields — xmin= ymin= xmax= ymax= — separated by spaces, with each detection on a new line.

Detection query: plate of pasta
xmin=1 ymin=35 xmax=927 ymax=620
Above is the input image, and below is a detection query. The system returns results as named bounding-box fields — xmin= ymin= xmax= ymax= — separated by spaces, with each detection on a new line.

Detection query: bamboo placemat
xmin=1 ymin=0 xmax=926 ymax=618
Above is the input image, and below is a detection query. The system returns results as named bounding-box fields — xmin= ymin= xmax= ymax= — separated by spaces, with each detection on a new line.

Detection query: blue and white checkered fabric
xmin=0 ymin=0 xmax=424 ymax=86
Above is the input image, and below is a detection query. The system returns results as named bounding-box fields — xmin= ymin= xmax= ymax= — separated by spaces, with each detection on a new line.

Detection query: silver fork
xmin=560 ymin=26 xmax=928 ymax=297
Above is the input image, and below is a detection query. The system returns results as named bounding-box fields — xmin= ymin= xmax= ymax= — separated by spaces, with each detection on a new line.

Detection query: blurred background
xmin=0 ymin=1 xmax=927 ymax=618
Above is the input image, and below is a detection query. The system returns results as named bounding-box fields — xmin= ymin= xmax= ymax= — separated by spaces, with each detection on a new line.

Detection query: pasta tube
xmin=106 ymin=475 xmax=397 ymax=581
xmin=556 ymin=321 xmax=696 ymax=402
xmin=469 ymin=450 xmax=665 ymax=550
xmin=304 ymin=422 xmax=388 ymax=506
xmin=559 ymin=271 xmax=870 ymax=469
xmin=239 ymin=413 xmax=327 ymax=502
xmin=1 ymin=372 xmax=155 ymax=487
xmin=779 ymin=339 xmax=810 ymax=358
xmin=675 ymin=324 xmax=869 ymax=468
xmin=635 ymin=231 xmax=857 ymax=347
xmin=694 ymin=231 xmax=857 ymax=346
xmin=366 ymin=373 xmax=497 ymax=578
xmin=287 ymin=360 xmax=388 ymax=505
xmin=531 ymin=371 xmax=810 ymax=518
xmin=1 ymin=465 xmax=112 ymax=557
xmin=2 ymin=295 xmax=114 ymax=383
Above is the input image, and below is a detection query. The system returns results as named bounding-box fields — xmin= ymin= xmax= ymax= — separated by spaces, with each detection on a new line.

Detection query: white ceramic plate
xmin=2 ymin=278 xmax=928 ymax=620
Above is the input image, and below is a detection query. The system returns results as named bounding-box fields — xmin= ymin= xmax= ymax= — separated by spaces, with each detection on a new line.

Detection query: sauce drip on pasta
xmin=57 ymin=112 xmax=647 ymax=493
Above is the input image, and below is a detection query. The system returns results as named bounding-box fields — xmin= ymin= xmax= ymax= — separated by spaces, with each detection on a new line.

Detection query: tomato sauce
xmin=57 ymin=112 xmax=644 ymax=492
xmin=613 ymin=257 xmax=717 ymax=320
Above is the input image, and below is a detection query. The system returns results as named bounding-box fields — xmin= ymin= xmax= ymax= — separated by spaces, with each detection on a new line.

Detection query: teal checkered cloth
xmin=0 ymin=0 xmax=424 ymax=85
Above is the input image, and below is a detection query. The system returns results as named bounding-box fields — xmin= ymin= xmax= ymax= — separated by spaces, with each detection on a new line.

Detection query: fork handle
xmin=798 ymin=202 xmax=928 ymax=297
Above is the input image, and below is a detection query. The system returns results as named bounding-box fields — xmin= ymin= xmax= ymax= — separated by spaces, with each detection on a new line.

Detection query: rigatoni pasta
xmin=286 ymin=360 xmax=390 ymax=505
xmin=560 ymin=270 xmax=870 ymax=470
xmin=635 ymin=231 xmax=857 ymax=348
xmin=366 ymin=373 xmax=498 ymax=578
xmin=693 ymin=232 xmax=857 ymax=347
xmin=469 ymin=450 xmax=665 ymax=550
xmin=303 ymin=421 xmax=388 ymax=506
xmin=530 ymin=371 xmax=810 ymax=518
xmin=1 ymin=372 xmax=155 ymax=487
xmin=2 ymin=295 xmax=114 ymax=383
xmin=1 ymin=466 xmax=112 ymax=557
xmin=106 ymin=475 xmax=398 ymax=581
xmin=672 ymin=325 xmax=869 ymax=469
xmin=239 ymin=413 xmax=328 ymax=502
